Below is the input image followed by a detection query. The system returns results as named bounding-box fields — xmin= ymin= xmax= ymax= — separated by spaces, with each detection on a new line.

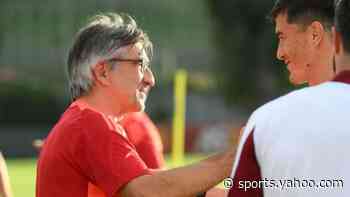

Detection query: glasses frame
xmin=106 ymin=58 xmax=150 ymax=73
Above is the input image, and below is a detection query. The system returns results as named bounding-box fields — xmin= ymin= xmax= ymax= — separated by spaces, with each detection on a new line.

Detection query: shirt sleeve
xmin=227 ymin=112 xmax=263 ymax=197
xmin=78 ymin=110 xmax=150 ymax=197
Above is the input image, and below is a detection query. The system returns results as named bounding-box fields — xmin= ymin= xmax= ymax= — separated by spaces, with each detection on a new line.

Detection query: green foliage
xmin=207 ymin=0 xmax=294 ymax=108
xmin=0 ymin=81 xmax=64 ymax=124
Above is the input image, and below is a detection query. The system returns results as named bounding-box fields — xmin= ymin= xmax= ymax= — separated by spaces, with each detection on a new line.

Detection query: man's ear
xmin=333 ymin=27 xmax=342 ymax=55
xmin=92 ymin=62 xmax=111 ymax=86
xmin=309 ymin=21 xmax=324 ymax=47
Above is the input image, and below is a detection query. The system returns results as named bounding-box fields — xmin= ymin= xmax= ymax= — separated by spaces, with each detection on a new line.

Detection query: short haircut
xmin=67 ymin=13 xmax=153 ymax=100
xmin=268 ymin=0 xmax=335 ymax=31
xmin=335 ymin=0 xmax=350 ymax=53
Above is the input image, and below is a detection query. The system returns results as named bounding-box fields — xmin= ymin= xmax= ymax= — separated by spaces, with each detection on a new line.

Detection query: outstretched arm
xmin=119 ymin=148 xmax=235 ymax=197
xmin=0 ymin=152 xmax=12 ymax=197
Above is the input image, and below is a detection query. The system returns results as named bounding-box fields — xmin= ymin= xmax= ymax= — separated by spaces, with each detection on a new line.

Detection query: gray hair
xmin=67 ymin=13 xmax=153 ymax=100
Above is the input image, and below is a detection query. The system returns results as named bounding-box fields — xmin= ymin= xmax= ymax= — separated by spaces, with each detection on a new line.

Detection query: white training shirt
xmin=227 ymin=71 xmax=350 ymax=197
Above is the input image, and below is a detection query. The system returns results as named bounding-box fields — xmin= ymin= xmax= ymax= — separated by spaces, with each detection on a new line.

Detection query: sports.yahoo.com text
xmin=223 ymin=177 xmax=344 ymax=191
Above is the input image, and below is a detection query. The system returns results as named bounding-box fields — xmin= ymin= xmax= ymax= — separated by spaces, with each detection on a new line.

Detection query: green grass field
xmin=7 ymin=158 xmax=37 ymax=197
xmin=6 ymin=155 xmax=207 ymax=197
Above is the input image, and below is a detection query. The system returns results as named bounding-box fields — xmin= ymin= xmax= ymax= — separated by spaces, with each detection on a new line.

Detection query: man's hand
xmin=32 ymin=139 xmax=44 ymax=151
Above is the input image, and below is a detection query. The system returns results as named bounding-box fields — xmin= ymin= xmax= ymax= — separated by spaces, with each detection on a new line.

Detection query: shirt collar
xmin=332 ymin=70 xmax=350 ymax=85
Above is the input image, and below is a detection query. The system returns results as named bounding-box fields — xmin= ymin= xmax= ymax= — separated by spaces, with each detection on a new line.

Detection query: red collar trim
xmin=332 ymin=71 xmax=350 ymax=85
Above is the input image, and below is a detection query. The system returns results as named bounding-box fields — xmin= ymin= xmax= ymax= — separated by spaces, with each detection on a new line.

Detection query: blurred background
xmin=0 ymin=0 xmax=299 ymax=196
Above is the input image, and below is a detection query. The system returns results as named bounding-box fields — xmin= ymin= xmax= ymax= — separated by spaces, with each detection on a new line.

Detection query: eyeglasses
xmin=107 ymin=58 xmax=150 ymax=73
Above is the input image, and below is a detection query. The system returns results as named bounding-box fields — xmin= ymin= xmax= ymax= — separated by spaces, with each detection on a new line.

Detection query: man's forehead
xmin=274 ymin=13 xmax=288 ymax=33
xmin=274 ymin=13 xmax=301 ymax=34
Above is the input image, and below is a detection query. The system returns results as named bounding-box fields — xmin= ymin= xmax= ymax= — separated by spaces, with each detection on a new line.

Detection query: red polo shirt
xmin=121 ymin=112 xmax=165 ymax=169
xmin=36 ymin=100 xmax=150 ymax=197
xmin=88 ymin=112 xmax=165 ymax=197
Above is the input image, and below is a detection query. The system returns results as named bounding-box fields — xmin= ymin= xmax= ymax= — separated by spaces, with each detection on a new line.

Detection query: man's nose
xmin=143 ymin=67 xmax=155 ymax=88
xmin=276 ymin=43 xmax=285 ymax=61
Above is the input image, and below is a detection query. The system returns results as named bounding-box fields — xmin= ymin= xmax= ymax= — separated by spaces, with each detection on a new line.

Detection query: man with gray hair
xmin=36 ymin=13 xmax=235 ymax=197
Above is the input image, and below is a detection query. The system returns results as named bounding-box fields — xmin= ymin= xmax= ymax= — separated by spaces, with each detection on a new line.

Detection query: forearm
xmin=205 ymin=187 xmax=227 ymax=197
xmin=0 ymin=153 xmax=12 ymax=197
xmin=120 ymin=149 xmax=235 ymax=197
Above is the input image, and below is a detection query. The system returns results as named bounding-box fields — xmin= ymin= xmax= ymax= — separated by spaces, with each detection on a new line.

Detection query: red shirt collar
xmin=332 ymin=71 xmax=350 ymax=85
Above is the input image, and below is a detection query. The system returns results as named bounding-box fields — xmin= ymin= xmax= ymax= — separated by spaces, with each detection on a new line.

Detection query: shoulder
xmin=58 ymin=106 xmax=110 ymax=133
xmin=69 ymin=108 xmax=126 ymax=140
xmin=251 ymin=84 xmax=330 ymax=122
xmin=242 ymin=85 xmax=328 ymax=137
xmin=246 ymin=83 xmax=341 ymax=133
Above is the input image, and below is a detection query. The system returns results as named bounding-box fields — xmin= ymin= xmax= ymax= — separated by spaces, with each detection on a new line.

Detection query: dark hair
xmin=67 ymin=13 xmax=153 ymax=100
xmin=268 ymin=0 xmax=335 ymax=31
xmin=335 ymin=0 xmax=350 ymax=53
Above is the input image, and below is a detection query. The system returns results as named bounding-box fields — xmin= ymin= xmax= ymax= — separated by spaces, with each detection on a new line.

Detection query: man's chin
xmin=289 ymin=75 xmax=307 ymax=86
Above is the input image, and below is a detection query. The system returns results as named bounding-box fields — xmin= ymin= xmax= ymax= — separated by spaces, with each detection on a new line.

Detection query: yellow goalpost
xmin=171 ymin=69 xmax=188 ymax=167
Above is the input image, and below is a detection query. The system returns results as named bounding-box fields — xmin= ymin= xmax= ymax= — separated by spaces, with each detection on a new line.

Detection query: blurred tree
xmin=0 ymin=81 xmax=64 ymax=125
xmin=207 ymin=0 xmax=294 ymax=109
